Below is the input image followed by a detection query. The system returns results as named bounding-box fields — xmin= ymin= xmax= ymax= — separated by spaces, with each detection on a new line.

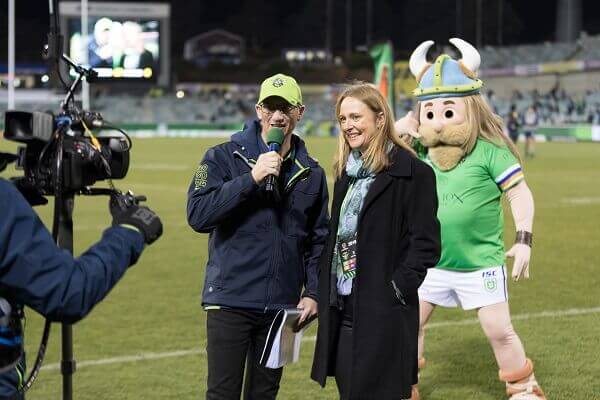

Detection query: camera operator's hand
xmin=110 ymin=192 xmax=163 ymax=245
xmin=10 ymin=177 xmax=48 ymax=206
xmin=0 ymin=152 xmax=17 ymax=172
xmin=251 ymin=151 xmax=282 ymax=184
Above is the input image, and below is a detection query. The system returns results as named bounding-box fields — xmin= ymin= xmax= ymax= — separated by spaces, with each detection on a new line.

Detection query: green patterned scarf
xmin=332 ymin=150 xmax=376 ymax=295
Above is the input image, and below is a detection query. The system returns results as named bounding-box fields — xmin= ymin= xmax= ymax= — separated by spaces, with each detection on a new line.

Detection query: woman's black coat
xmin=311 ymin=147 xmax=441 ymax=399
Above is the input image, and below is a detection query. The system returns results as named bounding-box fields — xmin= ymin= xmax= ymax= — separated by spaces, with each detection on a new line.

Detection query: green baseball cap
xmin=258 ymin=73 xmax=303 ymax=106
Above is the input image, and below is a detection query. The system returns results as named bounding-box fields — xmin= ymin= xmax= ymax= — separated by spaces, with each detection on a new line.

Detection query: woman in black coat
xmin=311 ymin=83 xmax=441 ymax=400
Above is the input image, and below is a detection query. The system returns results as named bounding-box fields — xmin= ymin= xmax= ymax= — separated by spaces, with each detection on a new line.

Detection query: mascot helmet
xmin=410 ymin=38 xmax=483 ymax=101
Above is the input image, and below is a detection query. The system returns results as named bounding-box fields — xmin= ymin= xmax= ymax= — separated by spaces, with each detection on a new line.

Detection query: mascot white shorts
xmin=418 ymin=266 xmax=508 ymax=310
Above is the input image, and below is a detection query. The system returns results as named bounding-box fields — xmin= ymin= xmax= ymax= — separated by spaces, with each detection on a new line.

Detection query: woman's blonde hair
xmin=463 ymin=94 xmax=523 ymax=164
xmin=333 ymin=83 xmax=415 ymax=178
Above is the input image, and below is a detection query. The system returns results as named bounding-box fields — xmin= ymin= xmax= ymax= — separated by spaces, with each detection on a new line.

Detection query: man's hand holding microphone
xmin=251 ymin=128 xmax=285 ymax=188
xmin=251 ymin=152 xmax=282 ymax=185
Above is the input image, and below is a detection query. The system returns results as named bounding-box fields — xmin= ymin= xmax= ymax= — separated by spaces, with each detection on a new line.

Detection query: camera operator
xmin=0 ymin=154 xmax=163 ymax=399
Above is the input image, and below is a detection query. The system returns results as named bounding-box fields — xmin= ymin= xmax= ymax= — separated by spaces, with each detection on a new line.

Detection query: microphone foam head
xmin=267 ymin=127 xmax=285 ymax=146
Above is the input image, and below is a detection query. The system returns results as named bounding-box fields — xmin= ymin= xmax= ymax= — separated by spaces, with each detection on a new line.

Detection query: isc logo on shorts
xmin=482 ymin=270 xmax=498 ymax=293
xmin=418 ymin=266 xmax=507 ymax=310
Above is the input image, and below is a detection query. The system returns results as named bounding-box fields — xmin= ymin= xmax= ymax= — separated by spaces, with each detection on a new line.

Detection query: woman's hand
xmin=296 ymin=296 xmax=318 ymax=326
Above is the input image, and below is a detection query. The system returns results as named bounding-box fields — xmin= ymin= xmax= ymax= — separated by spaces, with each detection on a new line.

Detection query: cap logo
xmin=272 ymin=78 xmax=284 ymax=88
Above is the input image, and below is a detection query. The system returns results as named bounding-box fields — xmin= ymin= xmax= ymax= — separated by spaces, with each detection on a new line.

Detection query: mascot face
xmin=409 ymin=38 xmax=483 ymax=171
xmin=417 ymin=96 xmax=475 ymax=171
xmin=418 ymin=96 xmax=468 ymax=147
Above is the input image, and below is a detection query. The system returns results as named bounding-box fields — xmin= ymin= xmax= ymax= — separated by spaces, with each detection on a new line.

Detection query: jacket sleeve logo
xmin=194 ymin=164 xmax=209 ymax=190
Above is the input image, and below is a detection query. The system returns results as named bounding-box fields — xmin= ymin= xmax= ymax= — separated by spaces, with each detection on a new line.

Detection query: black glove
xmin=10 ymin=177 xmax=48 ymax=206
xmin=0 ymin=152 xmax=17 ymax=172
xmin=109 ymin=191 xmax=163 ymax=244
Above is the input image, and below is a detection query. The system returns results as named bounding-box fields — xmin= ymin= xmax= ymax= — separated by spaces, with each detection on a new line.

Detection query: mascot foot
xmin=410 ymin=384 xmax=420 ymax=400
xmin=499 ymin=358 xmax=546 ymax=400
xmin=409 ymin=358 xmax=425 ymax=400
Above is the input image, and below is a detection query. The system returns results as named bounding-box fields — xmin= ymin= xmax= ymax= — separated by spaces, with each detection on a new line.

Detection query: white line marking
xmin=132 ymin=164 xmax=191 ymax=171
xmin=561 ymin=197 xmax=600 ymax=205
xmin=425 ymin=306 xmax=600 ymax=328
xmin=41 ymin=349 xmax=206 ymax=372
xmin=39 ymin=306 xmax=600 ymax=372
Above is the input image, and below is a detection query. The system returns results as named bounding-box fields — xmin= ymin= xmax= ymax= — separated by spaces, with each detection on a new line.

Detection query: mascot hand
xmin=395 ymin=111 xmax=421 ymax=139
xmin=505 ymin=244 xmax=531 ymax=281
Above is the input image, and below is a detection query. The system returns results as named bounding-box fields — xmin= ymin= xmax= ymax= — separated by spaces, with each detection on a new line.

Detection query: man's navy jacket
xmin=0 ymin=178 xmax=144 ymax=322
xmin=0 ymin=178 xmax=145 ymax=396
xmin=187 ymin=121 xmax=330 ymax=310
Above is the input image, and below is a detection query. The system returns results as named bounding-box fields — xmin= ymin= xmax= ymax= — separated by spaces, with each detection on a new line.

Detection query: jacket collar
xmin=231 ymin=120 xmax=263 ymax=161
xmin=386 ymin=147 xmax=414 ymax=177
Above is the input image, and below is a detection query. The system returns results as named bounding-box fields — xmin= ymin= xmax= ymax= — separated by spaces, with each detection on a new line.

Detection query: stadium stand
xmin=478 ymin=34 xmax=600 ymax=68
xmin=2 ymin=87 xmax=600 ymax=129
xmin=2 ymin=36 xmax=600 ymax=131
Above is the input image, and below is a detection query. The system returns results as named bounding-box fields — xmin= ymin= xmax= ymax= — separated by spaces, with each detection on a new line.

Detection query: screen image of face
xmin=68 ymin=17 xmax=160 ymax=79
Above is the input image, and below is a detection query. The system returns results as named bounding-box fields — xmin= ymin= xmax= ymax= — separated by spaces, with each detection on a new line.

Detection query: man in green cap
xmin=187 ymin=73 xmax=329 ymax=399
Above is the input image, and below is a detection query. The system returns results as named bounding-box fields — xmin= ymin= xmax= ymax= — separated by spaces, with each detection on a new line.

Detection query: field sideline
xmin=1 ymin=137 xmax=599 ymax=399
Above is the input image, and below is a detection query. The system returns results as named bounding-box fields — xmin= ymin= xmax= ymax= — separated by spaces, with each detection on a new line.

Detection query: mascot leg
xmin=499 ymin=358 xmax=546 ymax=400
xmin=410 ymin=358 xmax=426 ymax=400
xmin=479 ymin=303 xmax=544 ymax=398
xmin=412 ymin=300 xmax=435 ymax=400
xmin=410 ymin=385 xmax=420 ymax=400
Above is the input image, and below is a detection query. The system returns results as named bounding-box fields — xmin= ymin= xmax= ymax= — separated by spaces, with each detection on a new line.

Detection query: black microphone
xmin=265 ymin=128 xmax=285 ymax=192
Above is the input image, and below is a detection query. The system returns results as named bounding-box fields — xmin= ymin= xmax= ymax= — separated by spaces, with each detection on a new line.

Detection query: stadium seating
xmin=2 ymin=35 xmax=600 ymax=130
xmin=2 ymin=87 xmax=600 ymax=130
xmin=479 ymin=34 xmax=600 ymax=68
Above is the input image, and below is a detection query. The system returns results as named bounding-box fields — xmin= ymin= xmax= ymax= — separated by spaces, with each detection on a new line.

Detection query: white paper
xmin=260 ymin=309 xmax=309 ymax=369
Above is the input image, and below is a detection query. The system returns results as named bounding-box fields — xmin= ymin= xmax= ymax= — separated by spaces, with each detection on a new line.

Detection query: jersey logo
xmin=482 ymin=270 xmax=498 ymax=293
xmin=194 ymin=164 xmax=209 ymax=190
xmin=441 ymin=192 xmax=464 ymax=205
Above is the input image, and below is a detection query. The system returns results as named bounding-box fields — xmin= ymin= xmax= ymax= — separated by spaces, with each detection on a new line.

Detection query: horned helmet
xmin=410 ymin=38 xmax=483 ymax=100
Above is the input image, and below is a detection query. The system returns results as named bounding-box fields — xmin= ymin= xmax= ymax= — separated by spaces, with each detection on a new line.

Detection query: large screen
xmin=68 ymin=17 xmax=160 ymax=80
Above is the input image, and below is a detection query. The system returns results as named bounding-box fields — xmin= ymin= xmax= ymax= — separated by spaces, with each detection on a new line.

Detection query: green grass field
xmin=1 ymin=137 xmax=600 ymax=399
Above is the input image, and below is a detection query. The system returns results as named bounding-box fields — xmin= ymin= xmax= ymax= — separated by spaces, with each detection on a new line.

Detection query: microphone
xmin=265 ymin=127 xmax=285 ymax=192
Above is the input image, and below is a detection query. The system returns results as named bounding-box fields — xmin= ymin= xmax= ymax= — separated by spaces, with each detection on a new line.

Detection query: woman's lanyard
xmin=337 ymin=178 xmax=358 ymax=278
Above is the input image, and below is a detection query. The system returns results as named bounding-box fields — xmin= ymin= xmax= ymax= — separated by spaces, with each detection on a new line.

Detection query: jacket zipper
xmin=284 ymin=159 xmax=311 ymax=194
xmin=264 ymin=212 xmax=276 ymax=311
xmin=233 ymin=150 xmax=256 ymax=168
xmin=233 ymin=150 xmax=274 ymax=311
xmin=234 ymin=149 xmax=306 ymax=311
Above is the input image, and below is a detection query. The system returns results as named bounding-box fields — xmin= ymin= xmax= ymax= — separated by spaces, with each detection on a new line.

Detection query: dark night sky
xmin=1 ymin=0 xmax=600 ymax=63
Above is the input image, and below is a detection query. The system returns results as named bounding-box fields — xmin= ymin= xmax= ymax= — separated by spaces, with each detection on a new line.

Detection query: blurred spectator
xmin=523 ymin=105 xmax=539 ymax=157
xmin=507 ymin=104 xmax=521 ymax=144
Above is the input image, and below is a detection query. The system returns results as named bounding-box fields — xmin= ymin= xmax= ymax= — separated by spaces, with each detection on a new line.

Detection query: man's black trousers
xmin=206 ymin=308 xmax=282 ymax=400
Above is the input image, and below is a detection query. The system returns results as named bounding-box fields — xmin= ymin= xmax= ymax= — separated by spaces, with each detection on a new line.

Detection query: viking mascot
xmin=395 ymin=38 xmax=545 ymax=400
